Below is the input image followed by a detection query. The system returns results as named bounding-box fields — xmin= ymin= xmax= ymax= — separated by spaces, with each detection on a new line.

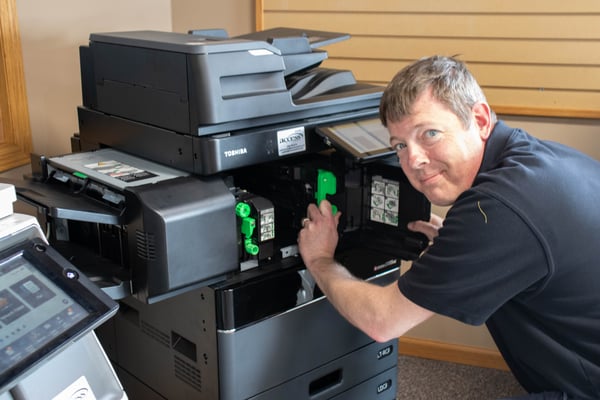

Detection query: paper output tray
xmin=316 ymin=116 xmax=396 ymax=162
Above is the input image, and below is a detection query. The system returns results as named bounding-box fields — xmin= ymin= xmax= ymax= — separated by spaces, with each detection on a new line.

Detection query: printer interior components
xmin=17 ymin=146 xmax=428 ymax=306
xmin=0 ymin=184 xmax=123 ymax=399
xmin=232 ymin=153 xmax=430 ymax=262
xmin=234 ymin=192 xmax=276 ymax=270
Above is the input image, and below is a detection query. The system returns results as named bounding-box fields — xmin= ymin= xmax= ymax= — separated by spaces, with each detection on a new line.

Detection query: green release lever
xmin=315 ymin=169 xmax=338 ymax=214
xmin=235 ymin=202 xmax=251 ymax=218
xmin=244 ymin=238 xmax=259 ymax=256
xmin=240 ymin=217 xmax=256 ymax=238
xmin=236 ymin=202 xmax=259 ymax=255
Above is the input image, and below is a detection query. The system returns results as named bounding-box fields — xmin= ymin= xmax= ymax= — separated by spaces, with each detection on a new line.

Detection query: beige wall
xmin=17 ymin=0 xmax=172 ymax=156
xmin=503 ymin=115 xmax=600 ymax=162
xmin=17 ymin=0 xmax=254 ymax=157
xmin=171 ymin=0 xmax=254 ymax=36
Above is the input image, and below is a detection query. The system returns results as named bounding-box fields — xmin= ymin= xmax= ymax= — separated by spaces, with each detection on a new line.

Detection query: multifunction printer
xmin=4 ymin=28 xmax=430 ymax=399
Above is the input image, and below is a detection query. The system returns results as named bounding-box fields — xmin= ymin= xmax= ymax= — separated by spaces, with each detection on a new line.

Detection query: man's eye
xmin=393 ymin=143 xmax=406 ymax=151
xmin=425 ymin=130 xmax=439 ymax=138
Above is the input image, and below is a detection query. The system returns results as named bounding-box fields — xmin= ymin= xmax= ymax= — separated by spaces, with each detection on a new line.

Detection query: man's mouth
xmin=419 ymin=172 xmax=441 ymax=186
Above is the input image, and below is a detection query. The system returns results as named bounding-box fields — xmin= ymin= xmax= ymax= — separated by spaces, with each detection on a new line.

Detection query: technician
xmin=297 ymin=55 xmax=600 ymax=400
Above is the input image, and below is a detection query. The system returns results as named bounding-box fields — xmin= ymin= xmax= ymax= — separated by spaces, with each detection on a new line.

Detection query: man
xmin=297 ymin=56 xmax=600 ymax=399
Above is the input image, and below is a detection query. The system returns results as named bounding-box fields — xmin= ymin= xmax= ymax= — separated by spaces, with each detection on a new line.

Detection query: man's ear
xmin=472 ymin=102 xmax=493 ymax=140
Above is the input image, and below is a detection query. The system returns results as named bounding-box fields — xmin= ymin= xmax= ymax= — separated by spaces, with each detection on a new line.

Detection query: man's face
xmin=387 ymin=89 xmax=492 ymax=206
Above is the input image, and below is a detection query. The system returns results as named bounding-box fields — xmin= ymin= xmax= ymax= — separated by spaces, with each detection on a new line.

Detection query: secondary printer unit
xmin=0 ymin=184 xmax=125 ymax=400
xmin=5 ymin=28 xmax=432 ymax=399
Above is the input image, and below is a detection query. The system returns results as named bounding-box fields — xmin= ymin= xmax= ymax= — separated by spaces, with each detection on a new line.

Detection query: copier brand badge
xmin=277 ymin=126 xmax=306 ymax=156
xmin=224 ymin=147 xmax=248 ymax=158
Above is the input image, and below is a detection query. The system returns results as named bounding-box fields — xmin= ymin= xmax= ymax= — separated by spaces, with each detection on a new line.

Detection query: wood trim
xmin=262 ymin=0 xmax=600 ymax=13
xmin=493 ymin=106 xmax=600 ymax=120
xmin=255 ymin=0 xmax=264 ymax=31
xmin=263 ymin=12 xmax=600 ymax=41
xmin=0 ymin=0 xmax=32 ymax=172
xmin=259 ymin=1 xmax=600 ymax=120
xmin=399 ymin=337 xmax=510 ymax=371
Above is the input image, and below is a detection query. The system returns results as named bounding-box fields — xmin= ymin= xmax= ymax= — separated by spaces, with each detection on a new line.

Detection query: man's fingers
xmin=407 ymin=220 xmax=439 ymax=242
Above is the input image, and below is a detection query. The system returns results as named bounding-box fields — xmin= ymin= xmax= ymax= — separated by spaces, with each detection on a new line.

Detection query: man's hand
xmin=297 ymin=200 xmax=341 ymax=269
xmin=297 ymin=200 xmax=435 ymax=343
xmin=407 ymin=214 xmax=444 ymax=242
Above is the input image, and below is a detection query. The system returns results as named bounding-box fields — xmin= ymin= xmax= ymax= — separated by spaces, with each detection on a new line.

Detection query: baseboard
xmin=398 ymin=336 xmax=510 ymax=371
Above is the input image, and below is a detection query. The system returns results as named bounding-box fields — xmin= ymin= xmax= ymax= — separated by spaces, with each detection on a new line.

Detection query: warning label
xmin=84 ymin=160 xmax=157 ymax=183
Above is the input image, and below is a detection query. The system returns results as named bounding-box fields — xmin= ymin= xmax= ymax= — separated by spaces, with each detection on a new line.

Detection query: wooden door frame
xmin=0 ymin=0 xmax=32 ymax=172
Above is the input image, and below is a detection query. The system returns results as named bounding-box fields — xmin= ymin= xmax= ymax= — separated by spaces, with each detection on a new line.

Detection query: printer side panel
xmin=89 ymin=42 xmax=192 ymax=134
xmin=124 ymin=176 xmax=238 ymax=303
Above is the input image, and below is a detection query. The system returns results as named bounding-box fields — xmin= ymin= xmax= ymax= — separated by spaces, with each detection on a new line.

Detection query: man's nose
xmin=406 ymin=145 xmax=428 ymax=169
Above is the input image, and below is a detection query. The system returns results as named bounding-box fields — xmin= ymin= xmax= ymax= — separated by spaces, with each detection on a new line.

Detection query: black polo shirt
xmin=398 ymin=121 xmax=600 ymax=399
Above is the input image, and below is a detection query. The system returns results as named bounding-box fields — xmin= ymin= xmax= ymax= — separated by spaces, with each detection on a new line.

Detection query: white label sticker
xmin=249 ymin=49 xmax=274 ymax=56
xmin=370 ymin=175 xmax=400 ymax=226
xmin=52 ymin=375 xmax=97 ymax=400
xmin=277 ymin=126 xmax=306 ymax=156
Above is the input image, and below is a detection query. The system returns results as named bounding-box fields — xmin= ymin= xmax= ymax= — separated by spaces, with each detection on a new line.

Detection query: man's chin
xmin=424 ymin=191 xmax=455 ymax=207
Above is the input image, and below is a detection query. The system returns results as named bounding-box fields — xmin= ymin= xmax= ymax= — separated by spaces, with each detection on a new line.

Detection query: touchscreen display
xmin=0 ymin=253 xmax=89 ymax=377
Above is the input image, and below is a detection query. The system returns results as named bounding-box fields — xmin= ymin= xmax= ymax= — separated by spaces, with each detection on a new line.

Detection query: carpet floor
xmin=396 ymin=355 xmax=527 ymax=399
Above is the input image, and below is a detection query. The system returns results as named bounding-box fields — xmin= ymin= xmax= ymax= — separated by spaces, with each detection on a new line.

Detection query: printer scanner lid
xmin=89 ymin=30 xmax=282 ymax=55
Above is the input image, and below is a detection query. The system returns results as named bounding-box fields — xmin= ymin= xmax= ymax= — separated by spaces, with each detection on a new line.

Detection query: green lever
xmin=315 ymin=169 xmax=338 ymax=214
xmin=244 ymin=238 xmax=259 ymax=255
xmin=236 ymin=201 xmax=260 ymax=256
xmin=235 ymin=202 xmax=251 ymax=218
xmin=240 ymin=216 xmax=255 ymax=238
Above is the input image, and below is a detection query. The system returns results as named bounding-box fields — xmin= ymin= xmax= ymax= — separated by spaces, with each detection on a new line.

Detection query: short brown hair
xmin=379 ymin=55 xmax=495 ymax=128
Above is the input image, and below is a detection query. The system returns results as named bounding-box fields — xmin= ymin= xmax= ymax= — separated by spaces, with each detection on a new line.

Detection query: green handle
xmin=315 ymin=169 xmax=338 ymax=214
xmin=244 ymin=238 xmax=259 ymax=255
xmin=237 ymin=201 xmax=260 ymax=256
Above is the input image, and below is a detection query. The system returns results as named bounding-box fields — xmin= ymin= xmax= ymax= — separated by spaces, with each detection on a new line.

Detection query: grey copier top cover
xmin=80 ymin=27 xmax=384 ymax=136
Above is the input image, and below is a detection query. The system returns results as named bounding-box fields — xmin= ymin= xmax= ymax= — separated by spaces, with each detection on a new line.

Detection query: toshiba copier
xmin=2 ymin=27 xmax=430 ymax=399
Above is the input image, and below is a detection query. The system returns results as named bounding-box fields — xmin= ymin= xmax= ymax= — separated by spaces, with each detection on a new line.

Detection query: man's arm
xmin=298 ymin=200 xmax=434 ymax=342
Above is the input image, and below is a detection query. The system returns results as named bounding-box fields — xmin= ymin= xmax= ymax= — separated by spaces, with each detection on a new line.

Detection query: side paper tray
xmin=2 ymin=176 xmax=124 ymax=225
xmin=0 ymin=174 xmax=239 ymax=304
xmin=0 ymin=176 xmax=130 ymax=300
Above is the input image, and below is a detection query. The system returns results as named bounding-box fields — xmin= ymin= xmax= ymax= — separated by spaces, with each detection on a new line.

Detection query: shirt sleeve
xmin=398 ymin=190 xmax=549 ymax=325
